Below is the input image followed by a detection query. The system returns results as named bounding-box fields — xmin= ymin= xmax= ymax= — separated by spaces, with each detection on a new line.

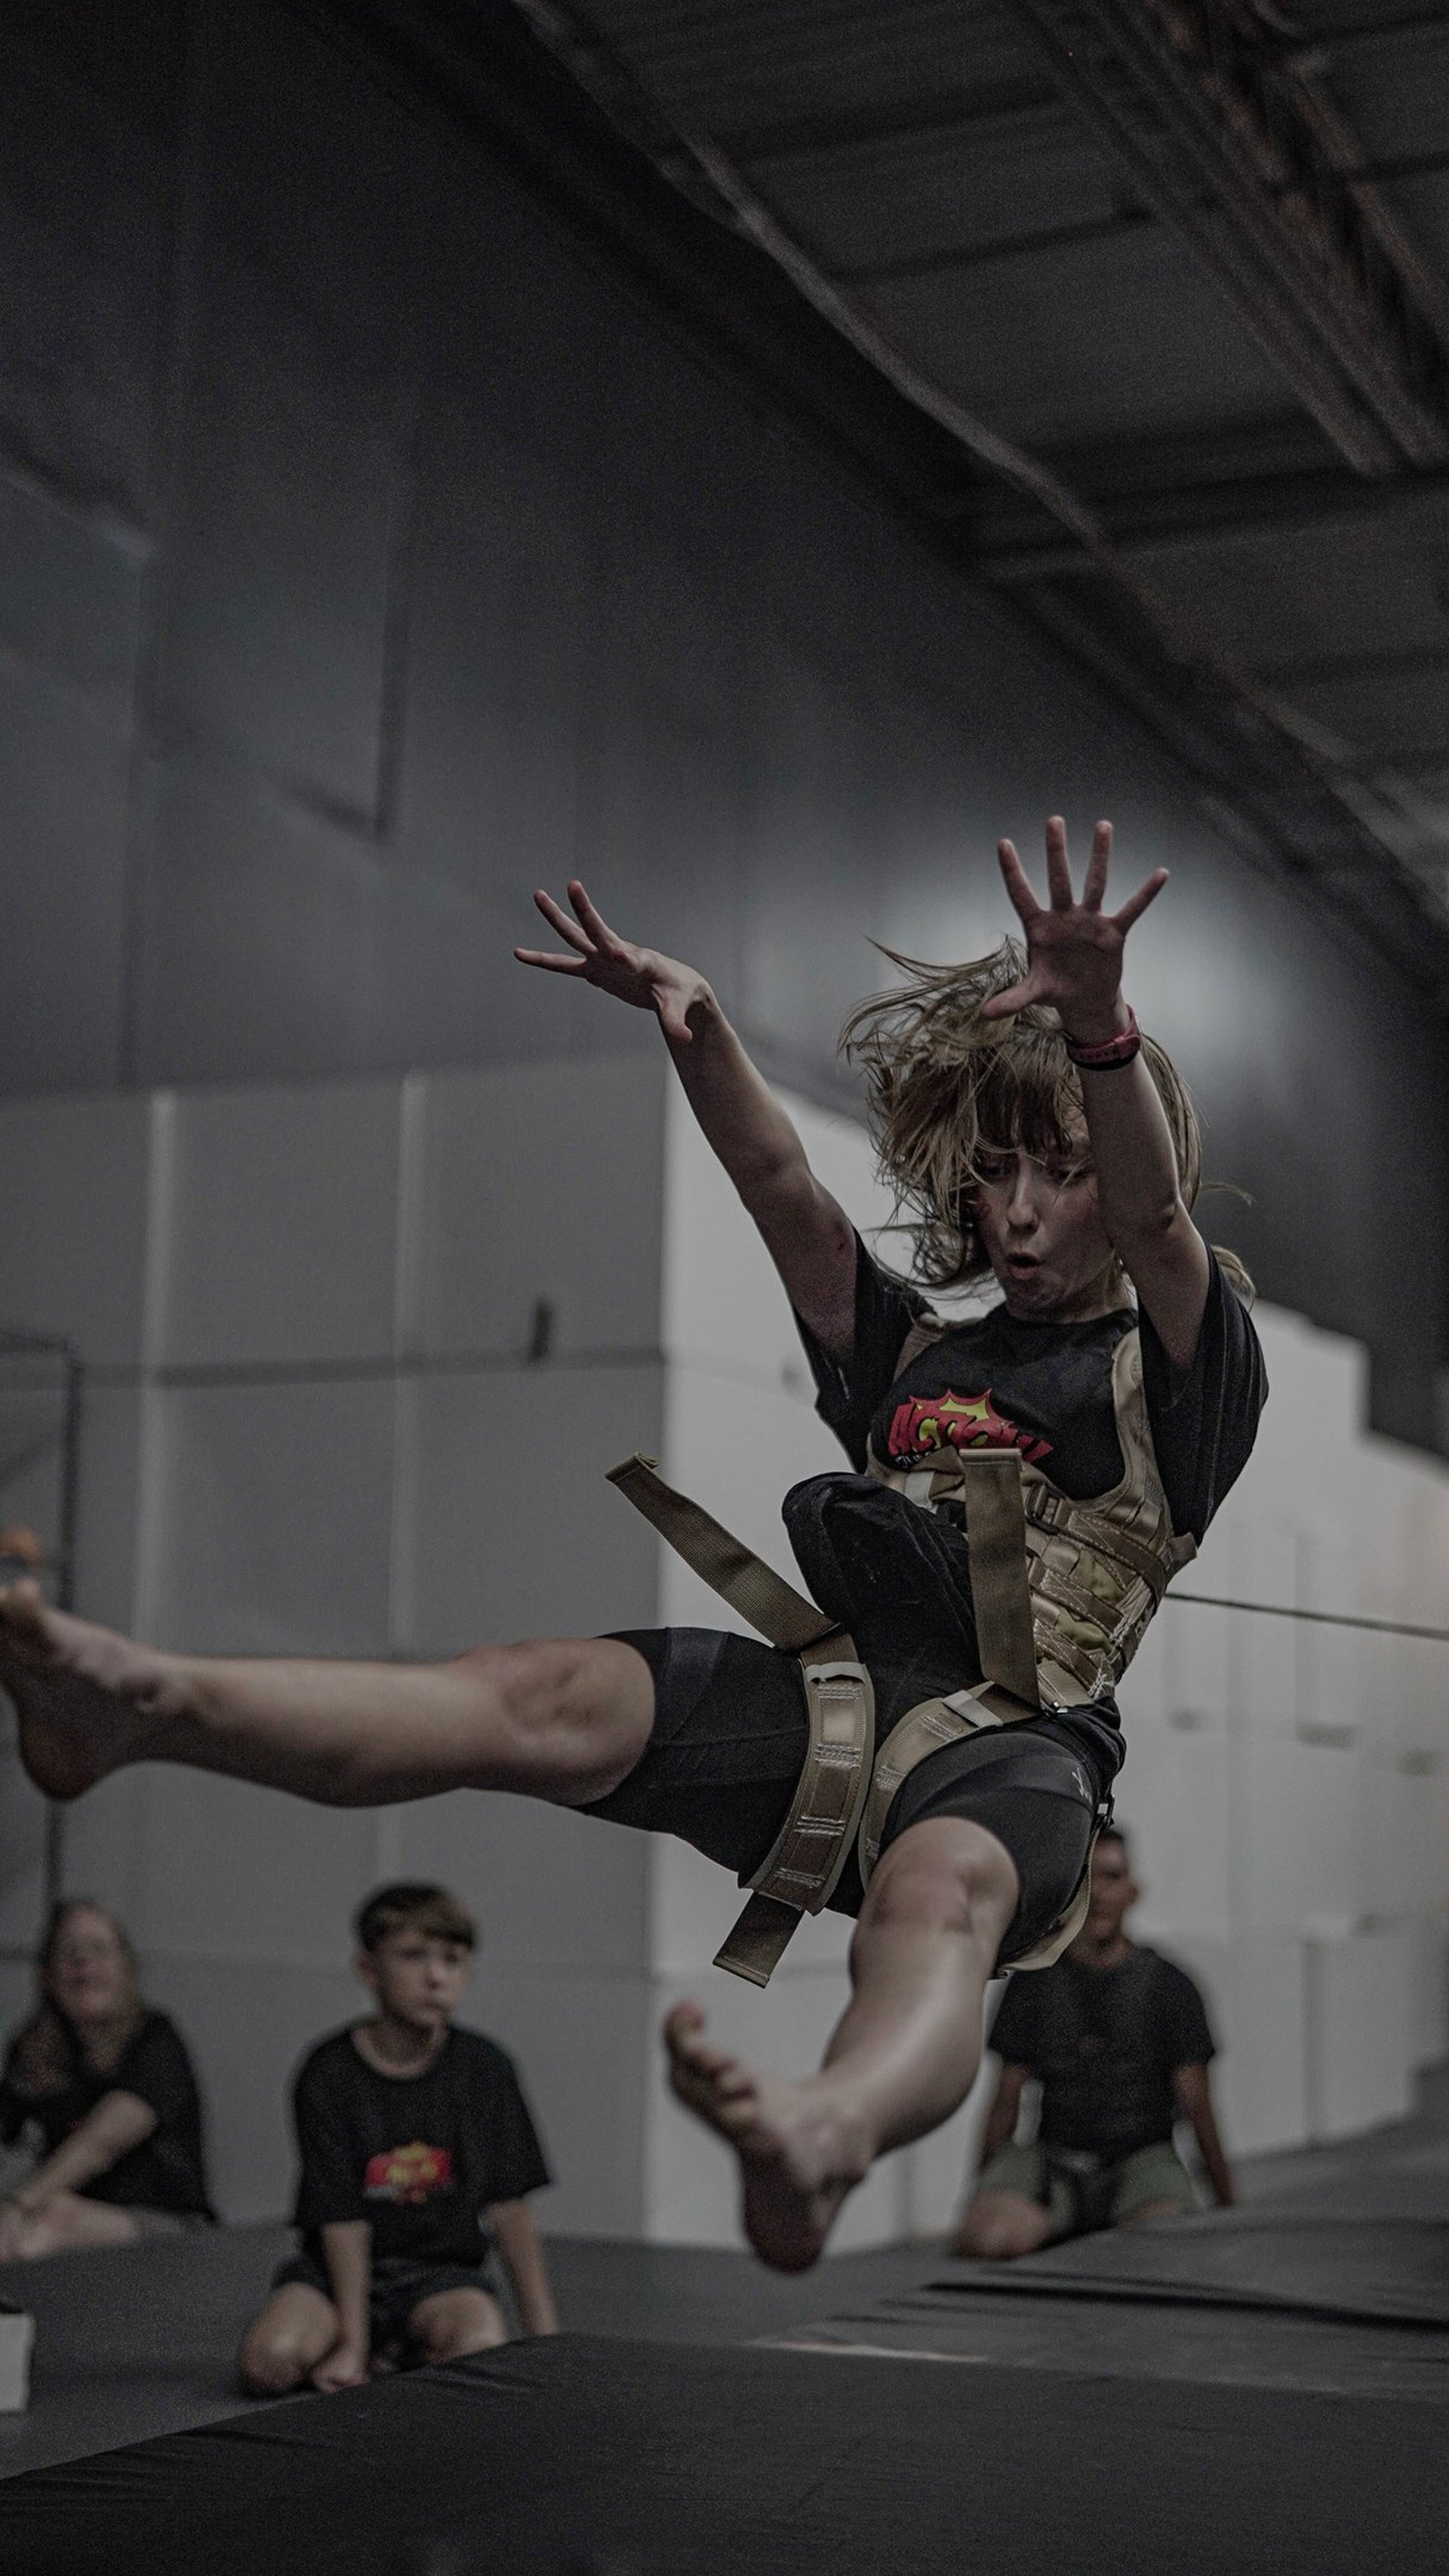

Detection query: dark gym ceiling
xmin=350 ymin=1 xmax=1449 ymax=997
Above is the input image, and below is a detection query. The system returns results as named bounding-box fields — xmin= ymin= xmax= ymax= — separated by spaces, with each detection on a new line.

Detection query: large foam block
xmin=115 ymin=1769 xmax=386 ymax=1973
xmin=161 ymin=1082 xmax=401 ymax=1368
xmin=1166 ymin=1928 xmax=1308 ymax=2156
xmin=1306 ymin=1928 xmax=1415 ymax=2140
xmin=397 ymin=1359 xmax=663 ymax=1654
xmin=146 ymin=1377 xmax=396 ymax=1654
xmin=0 ymin=1092 xmax=152 ymax=1367
xmin=409 ymin=1060 xmax=666 ymax=1363
xmin=389 ymin=1787 xmax=650 ymax=1981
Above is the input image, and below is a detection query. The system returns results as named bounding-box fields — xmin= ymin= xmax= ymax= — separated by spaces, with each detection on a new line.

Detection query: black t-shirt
xmin=0 ymin=2009 xmax=214 ymax=2216
xmin=988 ymin=1944 xmax=1216 ymax=2160
xmin=800 ymin=1236 xmax=1265 ymax=1545
xmin=291 ymin=2025 xmax=552 ymax=2267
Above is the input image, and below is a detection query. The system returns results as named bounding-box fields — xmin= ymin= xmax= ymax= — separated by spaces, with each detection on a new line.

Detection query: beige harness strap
xmin=606 ymin=1454 xmax=835 ymax=1653
xmin=857 ymin=1679 xmax=1099 ymax=1975
xmin=608 ymin=1455 xmax=875 ymax=1987
xmin=956 ymin=1451 xmax=1041 ymax=1708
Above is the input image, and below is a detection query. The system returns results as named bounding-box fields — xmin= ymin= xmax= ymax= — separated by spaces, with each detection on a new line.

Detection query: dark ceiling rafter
xmin=974 ymin=458 xmax=1449 ymax=574
xmin=997 ymin=0 xmax=1449 ymax=476
xmin=492 ymin=0 xmax=1449 ymax=990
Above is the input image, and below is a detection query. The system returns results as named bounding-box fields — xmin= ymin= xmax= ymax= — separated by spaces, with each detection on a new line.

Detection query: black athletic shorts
xmin=272 ymin=2252 xmax=497 ymax=2355
xmin=586 ymin=1628 xmax=1121 ymax=1966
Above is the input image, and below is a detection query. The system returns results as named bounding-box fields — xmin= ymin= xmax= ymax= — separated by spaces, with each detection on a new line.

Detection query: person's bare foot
xmin=0 ymin=1583 xmax=188 ymax=1799
xmin=663 ymin=2002 xmax=873 ymax=2272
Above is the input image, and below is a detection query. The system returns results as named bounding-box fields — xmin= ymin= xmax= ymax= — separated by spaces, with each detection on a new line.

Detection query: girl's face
xmin=971 ymin=1137 xmax=1120 ymax=1322
xmin=45 ymin=1908 xmax=132 ymax=2030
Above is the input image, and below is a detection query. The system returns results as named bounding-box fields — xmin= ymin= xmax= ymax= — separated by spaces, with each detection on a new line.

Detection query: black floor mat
xmin=928 ymin=2211 xmax=1449 ymax=2328
xmin=2 ymin=2330 xmax=1446 ymax=2576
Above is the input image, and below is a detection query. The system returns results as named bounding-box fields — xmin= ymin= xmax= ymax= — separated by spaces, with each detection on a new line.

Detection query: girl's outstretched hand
xmin=515 ymin=881 xmax=710 ymax=1045
xmin=982 ymin=817 xmax=1166 ymax=1042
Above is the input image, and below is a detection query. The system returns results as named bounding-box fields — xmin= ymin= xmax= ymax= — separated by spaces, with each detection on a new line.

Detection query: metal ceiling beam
xmin=998 ymin=0 xmax=1449 ymax=474
xmin=974 ymin=460 xmax=1449 ymax=575
xmin=318 ymin=0 xmax=1449 ymax=993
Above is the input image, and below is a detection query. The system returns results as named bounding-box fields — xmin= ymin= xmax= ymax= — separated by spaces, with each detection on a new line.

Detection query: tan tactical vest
xmin=868 ymin=1316 xmax=1196 ymax=1713
xmin=608 ymin=1313 xmax=1194 ymax=1988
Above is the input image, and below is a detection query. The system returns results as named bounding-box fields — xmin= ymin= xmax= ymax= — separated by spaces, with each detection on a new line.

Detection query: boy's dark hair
xmin=355 ymin=1882 xmax=477 ymax=1953
xmin=1097 ymin=1824 xmax=1131 ymax=1864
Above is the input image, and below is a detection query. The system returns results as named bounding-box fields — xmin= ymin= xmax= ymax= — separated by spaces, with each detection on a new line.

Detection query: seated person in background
xmin=952 ymin=1827 xmax=1233 ymax=2257
xmin=0 ymin=1899 xmax=214 ymax=2256
xmin=241 ymin=1882 xmax=557 ymax=2395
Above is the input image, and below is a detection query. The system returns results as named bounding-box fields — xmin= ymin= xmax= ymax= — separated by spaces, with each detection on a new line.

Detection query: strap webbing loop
xmin=606 ymin=1454 xmax=835 ymax=1652
xmin=958 ymin=1451 xmax=1041 ymax=1708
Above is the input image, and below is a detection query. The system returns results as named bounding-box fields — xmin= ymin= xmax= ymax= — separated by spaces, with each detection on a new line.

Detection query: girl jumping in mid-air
xmin=0 ymin=820 xmax=1263 ymax=2271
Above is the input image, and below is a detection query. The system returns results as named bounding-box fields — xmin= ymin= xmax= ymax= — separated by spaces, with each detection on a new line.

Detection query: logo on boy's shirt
xmin=887 ymin=1386 xmax=1053 ymax=1467
xmin=364 ymin=2141 xmax=455 ymax=2203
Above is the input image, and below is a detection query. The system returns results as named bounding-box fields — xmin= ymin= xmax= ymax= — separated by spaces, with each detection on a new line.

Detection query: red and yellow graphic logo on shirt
xmin=363 ymin=2141 xmax=454 ymax=2204
xmin=887 ymin=1386 xmax=1053 ymax=1468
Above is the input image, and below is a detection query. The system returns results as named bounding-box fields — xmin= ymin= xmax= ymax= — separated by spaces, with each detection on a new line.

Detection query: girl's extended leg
xmin=666 ymin=1814 xmax=1017 ymax=2271
xmin=0 ymin=1586 xmax=653 ymax=1810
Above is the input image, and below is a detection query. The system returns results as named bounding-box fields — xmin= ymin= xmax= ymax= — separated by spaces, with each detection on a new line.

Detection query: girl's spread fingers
xmin=568 ymin=879 xmax=618 ymax=947
xmin=514 ymin=947 xmax=587 ymax=975
xmin=996 ymin=839 xmax=1041 ymax=922
xmin=533 ymin=889 xmax=593 ymax=953
xmin=1081 ymin=820 xmax=1112 ymax=911
xmin=1043 ymin=814 xmax=1075 ymax=909
xmin=1112 ymin=866 xmax=1169 ymax=932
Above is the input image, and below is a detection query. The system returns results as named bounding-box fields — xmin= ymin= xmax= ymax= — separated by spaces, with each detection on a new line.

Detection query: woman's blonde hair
xmin=7 ymin=1900 xmax=148 ymax=2097
xmin=841 ymin=937 xmax=1249 ymax=1297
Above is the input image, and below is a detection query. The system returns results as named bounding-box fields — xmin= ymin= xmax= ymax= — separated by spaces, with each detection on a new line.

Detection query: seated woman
xmin=0 ymin=1900 xmax=214 ymax=2257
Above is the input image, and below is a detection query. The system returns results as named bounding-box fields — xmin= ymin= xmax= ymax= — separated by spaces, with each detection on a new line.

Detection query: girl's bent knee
xmin=239 ymin=2337 xmax=306 ymax=2397
xmin=861 ymin=1820 xmax=1017 ymax=1941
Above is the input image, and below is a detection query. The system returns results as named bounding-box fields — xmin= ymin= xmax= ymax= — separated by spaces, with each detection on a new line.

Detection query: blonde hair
xmin=841 ymin=937 xmax=1250 ymax=1297
xmin=8 ymin=1900 xmax=147 ymax=2097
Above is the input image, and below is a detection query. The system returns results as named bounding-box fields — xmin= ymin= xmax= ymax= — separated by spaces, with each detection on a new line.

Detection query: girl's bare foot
xmin=0 ymin=1583 xmax=187 ymax=1800
xmin=663 ymin=2002 xmax=873 ymax=2273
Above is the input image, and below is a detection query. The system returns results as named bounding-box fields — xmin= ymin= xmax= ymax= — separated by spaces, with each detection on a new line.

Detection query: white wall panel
xmin=661 ymin=1079 xmax=893 ymax=1385
xmin=412 ymin=1060 xmax=666 ymax=1362
xmin=1306 ymin=1929 xmax=1415 ymax=2139
xmin=465 ymin=1964 xmax=651 ymax=2239
xmin=1168 ymin=1931 xmax=1307 ymax=2156
xmin=0 ymin=1093 xmax=152 ymax=1366
xmin=69 ymin=1381 xmax=145 ymax=1630
xmin=1235 ymin=1734 xmax=1358 ymax=1934
xmin=0 ymin=1703 xmax=47 ymax=1953
xmin=1117 ymin=1711 xmax=1233 ymax=1943
xmin=399 ymin=1361 xmax=663 ymax=1654
xmin=150 ymin=1378 xmax=396 ymax=1654
xmin=162 ymin=1081 xmax=401 ymax=1367
xmin=1407 ymin=1920 xmax=1448 ymax=2069
xmin=390 ymin=1788 xmax=650 ymax=1978
xmin=657 ymin=1359 xmax=848 ymax=1633
xmin=56 ymin=1771 xmax=151 ymax=1931
xmin=122 ymin=1771 xmax=384 ymax=1966
xmin=142 ymin=1952 xmax=363 ymax=2224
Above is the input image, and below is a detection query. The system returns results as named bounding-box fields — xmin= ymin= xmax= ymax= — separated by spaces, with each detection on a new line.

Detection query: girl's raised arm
xmin=517 ymin=882 xmax=858 ymax=1359
xmin=985 ymin=817 xmax=1211 ymax=1370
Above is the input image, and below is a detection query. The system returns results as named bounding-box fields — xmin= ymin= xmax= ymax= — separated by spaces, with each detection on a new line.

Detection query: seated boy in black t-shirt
xmin=240 ymin=1884 xmax=556 ymax=2394
xmin=952 ymin=1828 xmax=1234 ymax=2257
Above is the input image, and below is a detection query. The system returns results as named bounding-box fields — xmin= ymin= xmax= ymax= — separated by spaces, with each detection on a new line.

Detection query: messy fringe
xmin=841 ymin=937 xmax=1253 ymax=1302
